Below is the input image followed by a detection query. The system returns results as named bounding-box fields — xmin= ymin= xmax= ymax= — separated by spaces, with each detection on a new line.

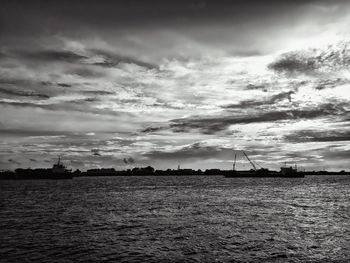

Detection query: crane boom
xmin=233 ymin=153 xmax=236 ymax=171
xmin=243 ymin=151 xmax=257 ymax=171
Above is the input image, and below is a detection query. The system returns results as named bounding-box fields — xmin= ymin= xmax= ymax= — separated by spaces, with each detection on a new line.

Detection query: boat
xmin=224 ymin=152 xmax=304 ymax=178
xmin=279 ymin=164 xmax=304 ymax=177
xmin=50 ymin=156 xmax=73 ymax=179
xmin=1 ymin=156 xmax=73 ymax=180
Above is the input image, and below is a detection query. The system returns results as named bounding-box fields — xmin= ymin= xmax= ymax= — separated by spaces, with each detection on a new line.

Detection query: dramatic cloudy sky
xmin=1 ymin=0 xmax=350 ymax=171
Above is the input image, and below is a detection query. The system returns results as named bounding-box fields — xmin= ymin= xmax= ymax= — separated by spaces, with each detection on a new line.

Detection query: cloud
xmin=71 ymin=67 xmax=106 ymax=78
xmin=1 ymin=2 xmax=350 ymax=171
xmin=314 ymin=78 xmax=347 ymax=90
xmin=284 ymin=130 xmax=350 ymax=143
xmin=268 ymin=41 xmax=350 ymax=75
xmin=57 ymin=83 xmax=72 ymax=88
xmin=0 ymin=87 xmax=50 ymax=99
xmin=0 ymin=103 xmax=139 ymax=135
xmin=322 ymin=147 xmax=350 ymax=160
xmin=142 ymin=126 xmax=164 ymax=133
xmin=143 ymin=142 xmax=233 ymax=161
xmin=268 ymin=51 xmax=318 ymax=74
xmin=90 ymin=49 xmax=159 ymax=70
xmin=4 ymin=45 xmax=159 ymax=74
xmin=15 ymin=49 xmax=88 ymax=63
xmin=245 ymin=84 xmax=267 ymax=91
xmin=123 ymin=157 xmax=135 ymax=164
xmin=222 ymin=91 xmax=294 ymax=109
xmin=81 ymin=90 xmax=115 ymax=96
xmin=8 ymin=158 xmax=21 ymax=165
xmin=0 ymin=99 xmax=133 ymax=118
xmin=91 ymin=148 xmax=101 ymax=156
xmin=0 ymin=52 xmax=7 ymax=59
xmin=143 ymin=103 xmax=346 ymax=134
xmin=0 ymin=129 xmax=72 ymax=137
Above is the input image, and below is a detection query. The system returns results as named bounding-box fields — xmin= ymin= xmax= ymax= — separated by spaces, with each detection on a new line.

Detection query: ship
xmin=49 ymin=156 xmax=73 ymax=179
xmin=0 ymin=156 xmax=73 ymax=180
xmin=224 ymin=152 xmax=304 ymax=178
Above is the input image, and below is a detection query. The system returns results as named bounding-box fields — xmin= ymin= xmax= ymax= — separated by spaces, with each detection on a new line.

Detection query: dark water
xmin=1 ymin=175 xmax=349 ymax=263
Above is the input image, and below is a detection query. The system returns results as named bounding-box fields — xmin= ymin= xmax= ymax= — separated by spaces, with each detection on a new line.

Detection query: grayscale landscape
xmin=0 ymin=1 xmax=349 ymax=262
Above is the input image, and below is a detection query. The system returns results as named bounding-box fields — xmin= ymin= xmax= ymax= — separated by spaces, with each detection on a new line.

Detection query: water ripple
xmin=1 ymin=175 xmax=350 ymax=262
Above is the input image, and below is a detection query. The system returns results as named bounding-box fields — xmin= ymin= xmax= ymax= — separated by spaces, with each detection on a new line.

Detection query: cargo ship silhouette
xmin=49 ymin=156 xmax=73 ymax=179
xmin=3 ymin=156 xmax=74 ymax=180
xmin=225 ymin=152 xmax=304 ymax=178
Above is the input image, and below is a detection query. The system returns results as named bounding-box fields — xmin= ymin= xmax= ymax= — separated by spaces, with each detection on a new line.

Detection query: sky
xmin=0 ymin=0 xmax=350 ymax=171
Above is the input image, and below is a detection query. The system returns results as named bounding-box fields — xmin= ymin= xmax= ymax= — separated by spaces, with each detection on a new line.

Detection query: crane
xmin=233 ymin=153 xmax=236 ymax=171
xmin=243 ymin=151 xmax=257 ymax=171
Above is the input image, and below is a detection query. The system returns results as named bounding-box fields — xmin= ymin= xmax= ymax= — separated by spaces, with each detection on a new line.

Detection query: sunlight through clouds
xmin=0 ymin=0 xmax=349 ymax=170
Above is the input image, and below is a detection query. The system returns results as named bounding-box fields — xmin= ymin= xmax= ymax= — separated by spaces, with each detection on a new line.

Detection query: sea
xmin=0 ymin=175 xmax=349 ymax=263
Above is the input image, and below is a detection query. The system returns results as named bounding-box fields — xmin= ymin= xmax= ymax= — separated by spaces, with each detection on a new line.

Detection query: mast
xmin=243 ymin=151 xmax=257 ymax=171
xmin=233 ymin=153 xmax=236 ymax=171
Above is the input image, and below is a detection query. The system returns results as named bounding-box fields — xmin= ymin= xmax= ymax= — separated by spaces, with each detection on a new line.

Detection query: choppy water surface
xmin=1 ymin=175 xmax=349 ymax=262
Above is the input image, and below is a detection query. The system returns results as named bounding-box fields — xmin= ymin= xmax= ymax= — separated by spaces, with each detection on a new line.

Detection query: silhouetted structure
xmin=0 ymin=162 xmax=349 ymax=180
xmin=0 ymin=157 xmax=72 ymax=180
xmin=225 ymin=151 xmax=305 ymax=178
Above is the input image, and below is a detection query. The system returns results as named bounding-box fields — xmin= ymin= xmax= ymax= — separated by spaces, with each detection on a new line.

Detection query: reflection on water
xmin=1 ymin=175 xmax=349 ymax=262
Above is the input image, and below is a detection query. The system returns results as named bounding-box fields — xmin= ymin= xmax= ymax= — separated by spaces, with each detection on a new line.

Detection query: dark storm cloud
xmin=5 ymin=47 xmax=158 ymax=70
xmin=0 ymin=1 xmax=322 ymax=28
xmin=81 ymin=90 xmax=115 ymax=96
xmin=284 ymin=130 xmax=350 ymax=143
xmin=1 ymin=0 xmax=346 ymax=68
xmin=0 ymin=48 xmax=144 ymax=79
xmin=90 ymin=49 xmax=158 ymax=70
xmin=142 ymin=126 xmax=164 ymax=133
xmin=173 ymin=104 xmax=346 ymax=134
xmin=143 ymin=142 xmax=277 ymax=162
xmin=143 ymin=142 xmax=233 ymax=160
xmin=57 ymin=83 xmax=72 ymax=88
xmin=245 ymin=84 xmax=267 ymax=91
xmin=13 ymin=50 xmax=87 ymax=63
xmin=1 ymin=78 xmax=46 ymax=88
xmin=0 ymin=87 xmax=50 ymax=99
xmin=72 ymin=68 xmax=106 ymax=78
xmin=0 ymin=79 xmax=74 ymax=99
xmin=0 ymin=78 xmax=80 ymax=94
xmin=144 ymin=103 xmax=347 ymax=134
xmin=268 ymin=51 xmax=318 ymax=74
xmin=314 ymin=78 xmax=347 ymax=90
xmin=83 ymin=97 xmax=100 ymax=103
xmin=268 ymin=42 xmax=350 ymax=75
xmin=0 ymin=0 xmax=337 ymax=48
xmin=222 ymin=91 xmax=294 ymax=109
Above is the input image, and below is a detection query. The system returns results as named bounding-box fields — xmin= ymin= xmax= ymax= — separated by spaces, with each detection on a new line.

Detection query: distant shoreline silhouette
xmin=1 ymin=153 xmax=349 ymax=179
xmin=0 ymin=166 xmax=349 ymax=180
